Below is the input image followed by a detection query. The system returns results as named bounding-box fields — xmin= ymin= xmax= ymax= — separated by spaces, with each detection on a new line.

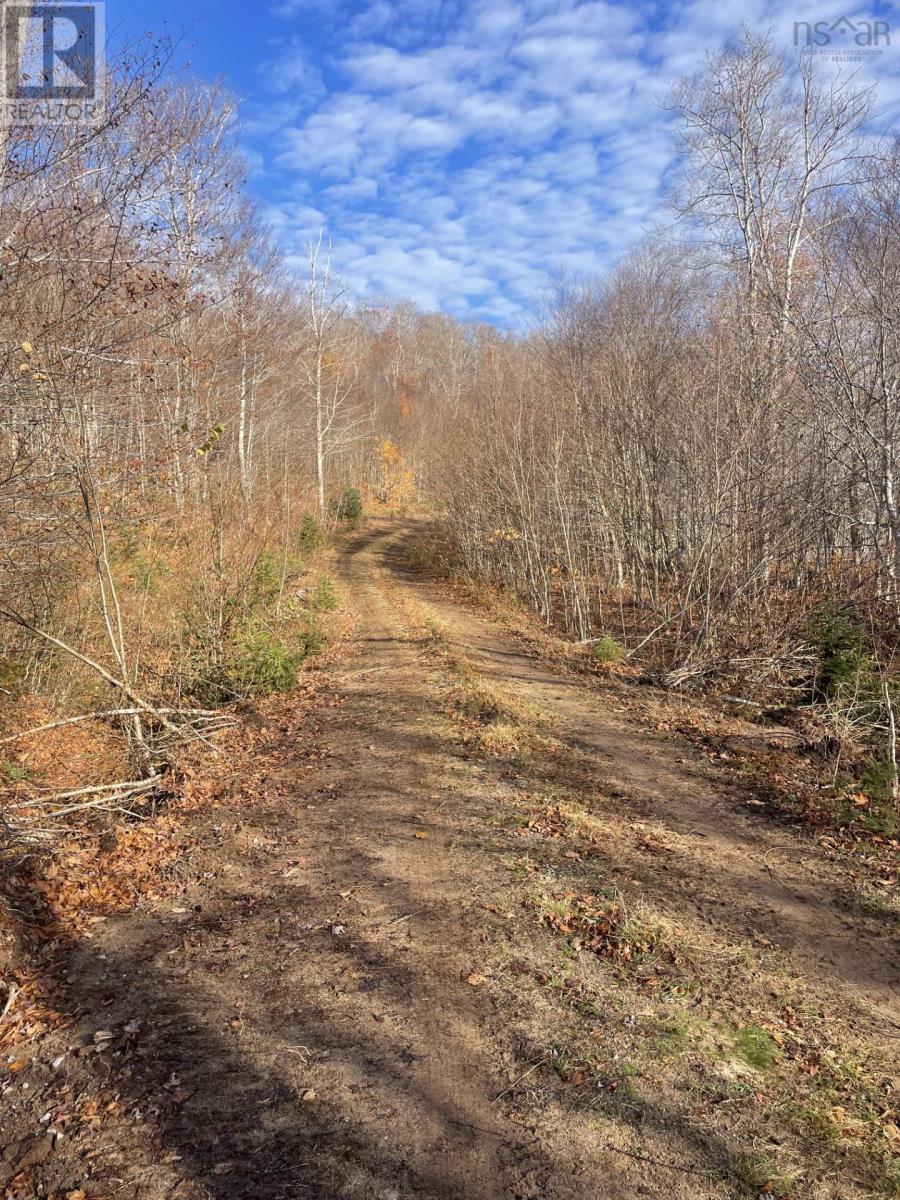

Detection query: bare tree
xmin=672 ymin=25 xmax=873 ymax=338
xmin=298 ymin=234 xmax=361 ymax=515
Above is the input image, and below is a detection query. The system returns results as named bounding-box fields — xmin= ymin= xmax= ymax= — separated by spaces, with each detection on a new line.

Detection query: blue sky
xmin=116 ymin=0 xmax=900 ymax=324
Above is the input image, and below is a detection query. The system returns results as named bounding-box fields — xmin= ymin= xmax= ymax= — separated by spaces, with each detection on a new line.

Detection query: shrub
xmin=186 ymin=623 xmax=298 ymax=703
xmin=861 ymin=755 xmax=897 ymax=803
xmin=0 ymin=657 xmax=24 ymax=694
xmin=252 ymin=550 xmax=284 ymax=604
xmin=179 ymin=533 xmax=329 ymax=705
xmin=856 ymin=757 xmax=899 ymax=833
xmin=312 ymin=577 xmax=337 ymax=612
xmin=251 ymin=549 xmax=301 ymax=606
xmin=334 ymin=487 xmax=363 ymax=525
xmin=230 ymin=624 xmax=301 ymax=695
xmin=806 ymin=605 xmax=871 ymax=704
xmin=591 ymin=635 xmax=625 ymax=664
xmin=297 ymin=618 xmax=324 ymax=659
xmin=298 ymin=515 xmax=323 ymax=554
xmin=185 ymin=612 xmax=326 ymax=704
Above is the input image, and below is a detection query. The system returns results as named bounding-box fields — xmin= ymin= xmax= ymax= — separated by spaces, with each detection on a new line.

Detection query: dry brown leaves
xmin=538 ymin=891 xmax=658 ymax=963
xmin=0 ymin=682 xmax=324 ymax=1056
xmin=524 ymin=804 xmax=570 ymax=839
xmin=1 ymin=696 xmax=129 ymax=794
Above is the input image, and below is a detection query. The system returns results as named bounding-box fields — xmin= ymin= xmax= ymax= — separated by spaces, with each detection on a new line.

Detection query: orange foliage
xmin=374 ymin=438 xmax=414 ymax=507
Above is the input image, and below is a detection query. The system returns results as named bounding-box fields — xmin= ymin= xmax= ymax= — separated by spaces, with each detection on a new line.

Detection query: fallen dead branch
xmin=0 ymin=777 xmax=166 ymax=836
xmin=17 ymin=775 xmax=162 ymax=812
xmin=0 ymin=606 xmax=180 ymax=734
xmin=0 ymin=705 xmax=236 ymax=846
xmin=659 ymin=647 xmax=815 ymax=696
xmin=0 ymin=707 xmax=228 ymax=746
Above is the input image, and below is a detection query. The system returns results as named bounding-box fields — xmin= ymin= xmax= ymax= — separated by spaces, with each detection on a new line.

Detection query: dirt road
xmin=4 ymin=519 xmax=898 ymax=1200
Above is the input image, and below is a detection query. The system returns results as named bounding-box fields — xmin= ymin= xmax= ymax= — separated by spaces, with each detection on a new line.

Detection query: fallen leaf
xmin=301 ymin=1088 xmax=317 ymax=1102
xmin=414 ymin=831 xmax=428 ymax=840
xmin=467 ymin=972 xmax=488 ymax=987
xmin=564 ymin=1068 xmax=588 ymax=1086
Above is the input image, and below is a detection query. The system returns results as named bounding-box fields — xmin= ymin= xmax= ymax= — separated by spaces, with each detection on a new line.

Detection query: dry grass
xmin=379 ymin=579 xmax=559 ymax=760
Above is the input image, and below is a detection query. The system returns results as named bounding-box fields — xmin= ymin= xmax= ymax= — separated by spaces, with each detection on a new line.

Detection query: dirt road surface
xmin=2 ymin=519 xmax=898 ymax=1200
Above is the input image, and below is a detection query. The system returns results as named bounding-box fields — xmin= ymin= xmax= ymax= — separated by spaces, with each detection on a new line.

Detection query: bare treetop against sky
xmin=118 ymin=0 xmax=896 ymax=320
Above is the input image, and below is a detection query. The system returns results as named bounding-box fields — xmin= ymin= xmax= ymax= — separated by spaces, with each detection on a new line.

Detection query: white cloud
xmin=258 ymin=42 xmax=324 ymax=98
xmin=249 ymin=0 xmax=900 ymax=323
